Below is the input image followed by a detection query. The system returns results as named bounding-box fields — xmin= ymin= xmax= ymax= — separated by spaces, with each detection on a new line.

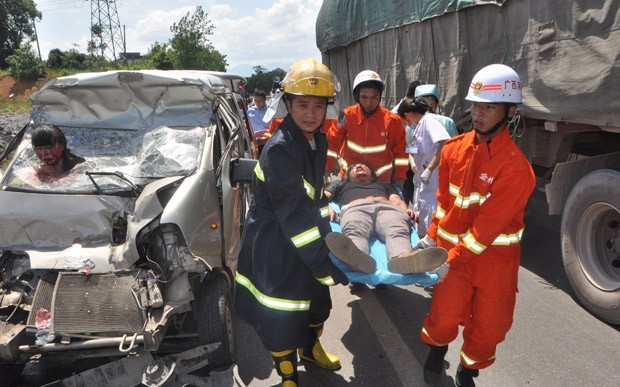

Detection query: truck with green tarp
xmin=316 ymin=0 xmax=620 ymax=324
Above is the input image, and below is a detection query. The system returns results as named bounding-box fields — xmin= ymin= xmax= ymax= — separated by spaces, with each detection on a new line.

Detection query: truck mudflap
xmin=41 ymin=344 xmax=246 ymax=387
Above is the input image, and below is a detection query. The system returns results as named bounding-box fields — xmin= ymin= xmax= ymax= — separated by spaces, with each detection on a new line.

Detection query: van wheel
xmin=196 ymin=272 xmax=236 ymax=369
xmin=561 ymin=169 xmax=620 ymax=324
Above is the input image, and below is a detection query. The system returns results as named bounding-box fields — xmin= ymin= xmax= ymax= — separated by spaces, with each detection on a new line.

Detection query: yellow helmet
xmin=281 ymin=58 xmax=340 ymax=98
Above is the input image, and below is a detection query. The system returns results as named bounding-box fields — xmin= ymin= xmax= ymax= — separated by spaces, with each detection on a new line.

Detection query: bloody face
xmin=348 ymin=163 xmax=372 ymax=183
xmin=34 ymin=142 xmax=64 ymax=166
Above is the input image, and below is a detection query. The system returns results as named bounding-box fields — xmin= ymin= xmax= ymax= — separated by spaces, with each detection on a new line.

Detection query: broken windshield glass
xmin=2 ymin=125 xmax=208 ymax=193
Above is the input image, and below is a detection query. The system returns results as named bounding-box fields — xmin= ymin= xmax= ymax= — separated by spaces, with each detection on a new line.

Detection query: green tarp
xmin=316 ymin=0 xmax=502 ymax=51
xmin=316 ymin=0 xmax=620 ymax=130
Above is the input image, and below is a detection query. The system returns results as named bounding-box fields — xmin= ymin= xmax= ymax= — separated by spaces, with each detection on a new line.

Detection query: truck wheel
xmin=561 ymin=169 xmax=620 ymax=324
xmin=196 ymin=272 xmax=236 ymax=369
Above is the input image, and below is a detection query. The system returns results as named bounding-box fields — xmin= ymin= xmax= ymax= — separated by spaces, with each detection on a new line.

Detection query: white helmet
xmin=466 ymin=64 xmax=522 ymax=104
xmin=352 ymin=70 xmax=384 ymax=95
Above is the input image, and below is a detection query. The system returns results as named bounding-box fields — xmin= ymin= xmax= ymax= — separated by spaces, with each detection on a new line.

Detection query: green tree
xmin=142 ymin=42 xmax=175 ymax=70
xmin=169 ymin=6 xmax=227 ymax=71
xmin=246 ymin=66 xmax=287 ymax=95
xmin=0 ymin=0 xmax=41 ymax=68
xmin=6 ymin=42 xmax=45 ymax=79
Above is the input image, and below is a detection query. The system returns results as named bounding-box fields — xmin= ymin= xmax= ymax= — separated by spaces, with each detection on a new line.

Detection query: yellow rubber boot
xmin=298 ymin=323 xmax=342 ymax=371
xmin=271 ymin=349 xmax=298 ymax=387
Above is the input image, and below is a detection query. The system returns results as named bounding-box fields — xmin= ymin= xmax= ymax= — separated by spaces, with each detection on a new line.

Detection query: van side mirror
xmin=231 ymin=158 xmax=258 ymax=185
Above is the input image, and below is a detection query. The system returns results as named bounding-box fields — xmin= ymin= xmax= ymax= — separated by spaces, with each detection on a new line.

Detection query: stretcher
xmin=327 ymin=204 xmax=440 ymax=287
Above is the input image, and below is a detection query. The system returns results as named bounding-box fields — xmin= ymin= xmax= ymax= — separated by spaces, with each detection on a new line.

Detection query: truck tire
xmin=561 ymin=169 xmax=620 ymax=324
xmin=196 ymin=272 xmax=236 ymax=369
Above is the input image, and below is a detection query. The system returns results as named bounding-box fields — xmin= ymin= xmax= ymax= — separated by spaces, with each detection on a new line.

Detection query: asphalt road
xmin=14 ymin=190 xmax=620 ymax=386
xmin=235 ymin=190 xmax=620 ymax=386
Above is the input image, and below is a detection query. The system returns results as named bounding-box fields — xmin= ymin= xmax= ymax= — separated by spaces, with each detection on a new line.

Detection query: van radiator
xmin=29 ymin=272 xmax=145 ymax=334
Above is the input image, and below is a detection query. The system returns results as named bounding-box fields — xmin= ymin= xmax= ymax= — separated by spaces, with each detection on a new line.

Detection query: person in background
xmin=326 ymin=70 xmax=408 ymax=189
xmin=234 ymin=58 xmax=348 ymax=387
xmin=415 ymin=84 xmax=459 ymax=137
xmin=397 ymin=97 xmax=450 ymax=237
xmin=248 ymin=89 xmax=270 ymax=132
xmin=418 ymin=64 xmax=535 ymax=387
xmin=392 ymin=80 xmax=422 ymax=114
xmin=31 ymin=124 xmax=84 ymax=182
xmin=392 ymin=80 xmax=422 ymax=206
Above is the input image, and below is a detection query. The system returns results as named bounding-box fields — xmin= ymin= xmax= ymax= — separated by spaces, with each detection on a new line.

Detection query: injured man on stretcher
xmin=324 ymin=163 xmax=449 ymax=285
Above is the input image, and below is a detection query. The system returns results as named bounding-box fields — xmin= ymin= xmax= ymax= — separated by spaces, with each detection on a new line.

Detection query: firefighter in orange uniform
xmin=418 ymin=64 xmax=536 ymax=387
xmin=327 ymin=70 xmax=408 ymax=187
xmin=234 ymin=58 xmax=348 ymax=387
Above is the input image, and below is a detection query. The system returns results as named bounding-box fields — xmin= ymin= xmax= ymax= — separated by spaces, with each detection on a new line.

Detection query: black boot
xmin=423 ymin=344 xmax=448 ymax=384
xmin=271 ymin=349 xmax=298 ymax=387
xmin=455 ymin=363 xmax=479 ymax=387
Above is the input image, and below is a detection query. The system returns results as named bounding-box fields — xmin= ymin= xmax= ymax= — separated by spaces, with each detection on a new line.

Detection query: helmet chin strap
xmin=474 ymin=115 xmax=507 ymax=137
xmin=474 ymin=104 xmax=511 ymax=138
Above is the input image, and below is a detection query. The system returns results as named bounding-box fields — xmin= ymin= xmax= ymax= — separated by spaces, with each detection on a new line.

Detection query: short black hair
xmin=344 ymin=163 xmax=377 ymax=183
xmin=397 ymin=97 xmax=429 ymax=118
xmin=253 ymin=89 xmax=267 ymax=98
xmin=31 ymin=124 xmax=67 ymax=148
xmin=405 ymin=80 xmax=422 ymax=99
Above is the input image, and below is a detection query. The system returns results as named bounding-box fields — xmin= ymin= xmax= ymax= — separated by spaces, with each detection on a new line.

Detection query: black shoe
xmin=373 ymin=283 xmax=387 ymax=290
xmin=326 ymin=232 xmax=377 ymax=273
xmin=423 ymin=345 xmax=448 ymax=385
xmin=348 ymin=282 xmax=366 ymax=293
xmin=455 ymin=363 xmax=479 ymax=387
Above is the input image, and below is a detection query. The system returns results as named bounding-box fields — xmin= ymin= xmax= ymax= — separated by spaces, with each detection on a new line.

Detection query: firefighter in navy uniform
xmin=234 ymin=58 xmax=348 ymax=386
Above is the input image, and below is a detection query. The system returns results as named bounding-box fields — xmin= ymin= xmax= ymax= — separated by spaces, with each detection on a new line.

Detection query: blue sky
xmin=33 ymin=0 xmax=323 ymax=76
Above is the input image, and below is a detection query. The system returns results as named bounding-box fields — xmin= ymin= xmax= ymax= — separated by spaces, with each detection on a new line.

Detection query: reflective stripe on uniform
xmin=449 ymin=183 xmax=490 ymax=209
xmin=492 ymin=229 xmax=524 ymax=245
xmin=254 ymin=162 xmax=265 ymax=182
xmin=316 ymin=276 xmax=335 ymax=286
xmin=375 ymin=163 xmax=392 ymax=177
xmin=236 ymin=272 xmax=310 ymax=312
xmin=437 ymin=226 xmax=524 ymax=251
xmin=461 ymin=349 xmax=495 ymax=367
xmin=320 ymin=206 xmax=330 ymax=218
xmin=463 ymin=230 xmax=487 ymax=255
xmin=347 ymin=140 xmax=386 ymax=154
xmin=435 ymin=205 xmax=446 ymax=219
xmin=292 ymin=226 xmax=320 ymax=248
xmin=421 ymin=327 xmax=450 ymax=346
xmin=394 ymin=157 xmax=408 ymax=167
xmin=327 ymin=149 xmax=339 ymax=159
xmin=302 ymin=177 xmax=315 ymax=200
xmin=437 ymin=226 xmax=460 ymax=245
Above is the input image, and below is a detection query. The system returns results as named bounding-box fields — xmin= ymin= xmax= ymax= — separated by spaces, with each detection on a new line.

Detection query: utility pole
xmin=32 ymin=17 xmax=42 ymax=61
xmin=90 ymin=0 xmax=124 ymax=62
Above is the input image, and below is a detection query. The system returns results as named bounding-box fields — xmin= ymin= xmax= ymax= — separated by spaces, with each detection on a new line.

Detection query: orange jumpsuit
xmin=326 ymin=104 xmax=408 ymax=182
xmin=420 ymin=129 xmax=535 ymax=370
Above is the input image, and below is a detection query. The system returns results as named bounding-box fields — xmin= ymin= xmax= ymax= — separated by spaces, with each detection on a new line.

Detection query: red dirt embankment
xmin=0 ymin=76 xmax=38 ymax=99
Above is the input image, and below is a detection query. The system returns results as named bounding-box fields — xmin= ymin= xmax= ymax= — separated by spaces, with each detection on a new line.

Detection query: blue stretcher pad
xmin=328 ymin=204 xmax=439 ymax=287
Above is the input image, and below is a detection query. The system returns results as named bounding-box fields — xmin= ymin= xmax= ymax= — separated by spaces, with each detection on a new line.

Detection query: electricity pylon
xmin=90 ymin=0 xmax=124 ymax=62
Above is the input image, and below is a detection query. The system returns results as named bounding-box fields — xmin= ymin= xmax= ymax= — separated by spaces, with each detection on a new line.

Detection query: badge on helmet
xmin=281 ymin=58 xmax=340 ymax=98
xmin=465 ymin=64 xmax=522 ymax=104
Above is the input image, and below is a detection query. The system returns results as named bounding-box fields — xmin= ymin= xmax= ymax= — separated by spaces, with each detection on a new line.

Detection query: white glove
xmin=413 ymin=234 xmax=437 ymax=250
xmin=429 ymin=263 xmax=450 ymax=283
xmin=420 ymin=168 xmax=432 ymax=184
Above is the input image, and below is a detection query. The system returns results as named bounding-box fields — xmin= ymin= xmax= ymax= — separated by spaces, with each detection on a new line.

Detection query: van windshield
xmin=2 ymin=125 xmax=207 ymax=193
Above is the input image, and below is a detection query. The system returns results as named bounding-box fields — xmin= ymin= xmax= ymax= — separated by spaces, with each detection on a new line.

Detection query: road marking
xmin=355 ymin=289 xmax=424 ymax=386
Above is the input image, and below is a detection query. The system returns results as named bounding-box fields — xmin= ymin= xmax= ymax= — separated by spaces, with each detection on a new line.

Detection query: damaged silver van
xmin=0 ymin=70 xmax=257 ymax=385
